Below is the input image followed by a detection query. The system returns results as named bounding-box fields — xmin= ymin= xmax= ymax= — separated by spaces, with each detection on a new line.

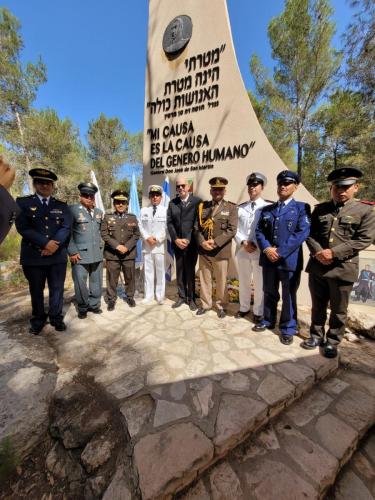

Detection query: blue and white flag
xmin=129 ymin=172 xmax=142 ymax=267
xmin=161 ymin=175 xmax=174 ymax=281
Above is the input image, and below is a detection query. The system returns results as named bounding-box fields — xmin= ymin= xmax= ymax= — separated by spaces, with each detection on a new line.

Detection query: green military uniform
xmin=101 ymin=191 xmax=140 ymax=308
xmin=305 ymin=167 xmax=375 ymax=354
xmin=68 ymin=182 xmax=104 ymax=316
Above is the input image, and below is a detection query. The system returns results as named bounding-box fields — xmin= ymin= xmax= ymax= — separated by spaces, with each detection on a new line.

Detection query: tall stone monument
xmin=142 ymin=0 xmax=316 ymax=207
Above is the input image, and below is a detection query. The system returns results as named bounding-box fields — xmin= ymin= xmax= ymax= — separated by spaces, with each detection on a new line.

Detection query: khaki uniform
xmin=306 ymin=198 xmax=375 ymax=344
xmin=194 ymin=200 xmax=238 ymax=310
xmin=101 ymin=212 xmax=140 ymax=304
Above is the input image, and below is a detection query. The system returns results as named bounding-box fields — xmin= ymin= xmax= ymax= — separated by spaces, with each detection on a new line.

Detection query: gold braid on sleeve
xmin=198 ymin=202 xmax=213 ymax=240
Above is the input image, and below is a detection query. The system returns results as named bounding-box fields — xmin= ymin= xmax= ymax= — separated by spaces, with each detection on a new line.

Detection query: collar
xmin=180 ymin=193 xmax=190 ymax=203
xmin=36 ymin=193 xmax=51 ymax=204
xmin=278 ymin=198 xmax=293 ymax=207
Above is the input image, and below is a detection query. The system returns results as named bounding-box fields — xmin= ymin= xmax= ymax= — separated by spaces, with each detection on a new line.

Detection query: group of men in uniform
xmin=9 ymin=164 xmax=375 ymax=359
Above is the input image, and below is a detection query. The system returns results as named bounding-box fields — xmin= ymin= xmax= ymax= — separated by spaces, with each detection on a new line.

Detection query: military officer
xmin=254 ymin=170 xmax=311 ymax=344
xmin=194 ymin=177 xmax=238 ymax=318
xmin=139 ymin=185 xmax=167 ymax=304
xmin=235 ymin=172 xmax=271 ymax=323
xmin=101 ymin=190 xmax=140 ymax=311
xmin=15 ymin=168 xmax=72 ymax=334
xmin=68 ymin=182 xmax=104 ymax=319
xmin=302 ymin=167 xmax=375 ymax=358
xmin=0 ymin=156 xmax=20 ymax=245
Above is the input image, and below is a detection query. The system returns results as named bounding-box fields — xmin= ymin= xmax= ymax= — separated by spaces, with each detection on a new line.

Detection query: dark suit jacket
xmin=0 ymin=185 xmax=20 ymax=245
xmin=167 ymin=195 xmax=202 ymax=248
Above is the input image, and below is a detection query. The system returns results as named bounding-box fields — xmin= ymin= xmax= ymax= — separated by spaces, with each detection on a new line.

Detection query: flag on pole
xmin=90 ymin=170 xmax=105 ymax=213
xmin=129 ymin=172 xmax=142 ymax=267
xmin=161 ymin=175 xmax=174 ymax=281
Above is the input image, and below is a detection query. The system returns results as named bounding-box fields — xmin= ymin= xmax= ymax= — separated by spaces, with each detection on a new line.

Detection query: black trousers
xmin=309 ymin=273 xmax=353 ymax=345
xmin=174 ymin=244 xmax=198 ymax=301
xmin=23 ymin=263 xmax=67 ymax=330
xmin=106 ymin=259 xmax=135 ymax=303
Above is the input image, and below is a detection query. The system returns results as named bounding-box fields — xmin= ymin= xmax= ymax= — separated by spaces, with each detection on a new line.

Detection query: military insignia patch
xmin=30 ymin=207 xmax=38 ymax=211
xmin=221 ymin=211 xmax=230 ymax=216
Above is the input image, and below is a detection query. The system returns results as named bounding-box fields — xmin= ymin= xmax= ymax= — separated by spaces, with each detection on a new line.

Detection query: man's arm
xmin=306 ymin=207 xmax=324 ymax=255
xmin=331 ymin=207 xmax=375 ymax=259
xmin=101 ymin=217 xmax=120 ymax=250
xmin=15 ymin=201 xmax=49 ymax=248
xmin=277 ymin=203 xmax=311 ymax=259
xmin=214 ymin=204 xmax=238 ymax=248
xmin=166 ymin=202 xmax=178 ymax=242
xmin=125 ymin=218 xmax=141 ymax=252
xmin=255 ymin=209 xmax=273 ymax=252
xmin=53 ymin=204 xmax=73 ymax=246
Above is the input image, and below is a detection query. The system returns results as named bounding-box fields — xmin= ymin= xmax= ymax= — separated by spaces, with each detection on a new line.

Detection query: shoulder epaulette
xmin=16 ymin=194 xmax=33 ymax=200
xmin=360 ymin=200 xmax=375 ymax=206
xmin=238 ymin=201 xmax=249 ymax=207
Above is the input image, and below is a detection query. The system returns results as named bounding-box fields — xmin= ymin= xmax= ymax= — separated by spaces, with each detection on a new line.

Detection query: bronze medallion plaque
xmin=163 ymin=15 xmax=192 ymax=55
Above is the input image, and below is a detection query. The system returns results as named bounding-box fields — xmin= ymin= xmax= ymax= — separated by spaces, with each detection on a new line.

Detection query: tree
xmin=0 ymin=8 xmax=46 ymax=172
xmin=250 ymin=0 xmax=341 ymax=178
xmin=344 ymin=0 xmax=375 ymax=102
xmin=87 ymin=114 xmax=128 ymax=207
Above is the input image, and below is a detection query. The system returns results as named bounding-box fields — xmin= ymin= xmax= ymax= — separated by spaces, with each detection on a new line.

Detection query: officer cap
xmin=111 ymin=190 xmax=128 ymax=202
xmin=29 ymin=168 xmax=57 ymax=182
xmin=277 ymin=170 xmax=300 ymax=185
xmin=209 ymin=177 xmax=228 ymax=188
xmin=327 ymin=167 xmax=363 ymax=186
xmin=78 ymin=182 xmax=98 ymax=195
xmin=246 ymin=172 xmax=267 ymax=186
xmin=148 ymin=185 xmax=163 ymax=195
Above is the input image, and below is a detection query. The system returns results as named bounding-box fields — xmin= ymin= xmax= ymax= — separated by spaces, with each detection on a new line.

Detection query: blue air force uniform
xmin=255 ymin=171 xmax=311 ymax=337
xmin=15 ymin=168 xmax=72 ymax=333
xmin=68 ymin=182 xmax=104 ymax=316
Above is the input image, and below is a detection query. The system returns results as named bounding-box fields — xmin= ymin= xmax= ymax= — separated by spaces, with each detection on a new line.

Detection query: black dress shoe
xmin=217 ymin=309 xmax=226 ymax=319
xmin=253 ymin=314 xmax=263 ymax=324
xmin=280 ymin=334 xmax=294 ymax=345
xmin=126 ymin=298 xmax=136 ymax=308
xmin=78 ymin=311 xmax=87 ymax=319
xmin=107 ymin=302 xmax=115 ymax=312
xmin=188 ymin=301 xmax=198 ymax=311
xmin=88 ymin=307 xmax=102 ymax=314
xmin=29 ymin=326 xmax=42 ymax=335
xmin=252 ymin=323 xmax=267 ymax=332
xmin=52 ymin=321 xmax=66 ymax=332
xmin=301 ymin=337 xmax=321 ymax=350
xmin=322 ymin=343 xmax=338 ymax=358
xmin=196 ymin=308 xmax=207 ymax=316
xmin=172 ymin=298 xmax=186 ymax=309
xmin=235 ymin=310 xmax=250 ymax=319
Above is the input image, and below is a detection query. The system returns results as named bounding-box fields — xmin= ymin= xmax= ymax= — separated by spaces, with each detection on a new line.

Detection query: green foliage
xmin=0 ymin=227 xmax=21 ymax=261
xmin=250 ymin=0 xmax=341 ymax=177
xmin=0 ymin=437 xmax=19 ymax=482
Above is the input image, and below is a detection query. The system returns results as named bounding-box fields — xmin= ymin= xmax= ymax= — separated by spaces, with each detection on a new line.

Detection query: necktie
xmin=42 ymin=198 xmax=48 ymax=208
xmin=153 ymin=206 xmax=157 ymax=216
xmin=251 ymin=201 xmax=256 ymax=210
xmin=277 ymin=202 xmax=284 ymax=214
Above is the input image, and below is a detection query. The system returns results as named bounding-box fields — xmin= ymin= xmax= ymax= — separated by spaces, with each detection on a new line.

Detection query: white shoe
xmin=157 ymin=300 xmax=164 ymax=305
xmin=142 ymin=299 xmax=153 ymax=305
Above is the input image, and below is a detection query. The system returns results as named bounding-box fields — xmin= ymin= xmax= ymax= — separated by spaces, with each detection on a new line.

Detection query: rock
xmin=134 ymin=422 xmax=214 ymax=499
xmin=220 ymin=373 xmax=250 ymax=392
xmin=102 ymin=467 xmax=132 ymax=500
xmin=285 ymin=389 xmax=333 ymax=427
xmin=106 ymin=371 xmax=145 ymax=400
xmin=334 ymin=388 xmax=375 ymax=434
xmin=191 ymin=379 xmax=213 ymax=417
xmin=180 ymin=480 xmax=210 ymax=500
xmin=45 ymin=442 xmax=84 ymax=482
xmin=344 ymin=331 xmax=360 ymax=342
xmin=84 ymin=476 xmax=107 ymax=499
xmin=334 ymin=470 xmax=373 ymax=500
xmin=53 ymin=383 xmax=88 ymax=407
xmin=257 ymin=426 xmax=280 ymax=450
xmin=347 ymin=308 xmax=375 ymax=339
xmin=169 ymin=381 xmax=187 ymax=400
xmin=320 ymin=377 xmax=350 ymax=396
xmin=214 ymin=394 xmax=267 ymax=455
xmin=275 ymin=362 xmax=315 ymax=397
xmin=81 ymin=435 xmax=115 ymax=473
xmin=302 ymin=354 xmax=338 ymax=379
xmin=256 ymin=373 xmax=295 ymax=413
xmin=315 ymin=413 xmax=358 ymax=462
xmin=120 ymin=395 xmax=154 ymax=438
xmin=363 ymin=433 xmax=375 ymax=463
xmin=153 ymin=400 xmax=191 ymax=427
xmin=352 ymin=452 xmax=375 ymax=480
xmin=244 ymin=459 xmax=316 ymax=500
xmin=209 ymin=462 xmax=243 ymax=500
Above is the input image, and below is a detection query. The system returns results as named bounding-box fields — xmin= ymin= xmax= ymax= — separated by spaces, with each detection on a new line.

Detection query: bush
xmin=0 ymin=227 xmax=21 ymax=262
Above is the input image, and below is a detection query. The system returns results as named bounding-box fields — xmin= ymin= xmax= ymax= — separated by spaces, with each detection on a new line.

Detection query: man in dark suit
xmin=15 ymin=168 xmax=72 ymax=334
xmin=0 ymin=156 xmax=19 ymax=245
xmin=167 ymin=176 xmax=202 ymax=310
xmin=254 ymin=170 xmax=311 ymax=345
xmin=303 ymin=167 xmax=375 ymax=358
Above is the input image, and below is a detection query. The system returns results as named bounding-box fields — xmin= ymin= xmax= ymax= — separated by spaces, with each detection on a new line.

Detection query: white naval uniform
xmin=139 ymin=204 xmax=167 ymax=302
xmin=235 ymin=197 xmax=270 ymax=316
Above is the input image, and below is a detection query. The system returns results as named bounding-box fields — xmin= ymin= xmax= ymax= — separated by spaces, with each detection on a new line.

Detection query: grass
xmin=0 ymin=227 xmax=21 ymax=262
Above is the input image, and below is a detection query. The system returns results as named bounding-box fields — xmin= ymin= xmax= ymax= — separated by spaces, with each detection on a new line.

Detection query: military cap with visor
xmin=29 ymin=167 xmax=58 ymax=182
xmin=209 ymin=177 xmax=228 ymax=188
xmin=277 ymin=170 xmax=300 ymax=185
xmin=246 ymin=172 xmax=267 ymax=186
xmin=78 ymin=182 xmax=98 ymax=195
xmin=111 ymin=190 xmax=128 ymax=202
xmin=327 ymin=167 xmax=363 ymax=186
xmin=148 ymin=184 xmax=163 ymax=195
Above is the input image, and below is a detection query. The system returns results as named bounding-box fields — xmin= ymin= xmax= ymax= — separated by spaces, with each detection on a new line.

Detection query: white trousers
xmin=143 ymin=253 xmax=165 ymax=302
xmin=237 ymin=249 xmax=264 ymax=316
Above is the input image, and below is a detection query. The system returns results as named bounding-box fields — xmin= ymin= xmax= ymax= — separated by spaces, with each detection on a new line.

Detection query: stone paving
xmin=49 ymin=294 xmax=339 ymax=499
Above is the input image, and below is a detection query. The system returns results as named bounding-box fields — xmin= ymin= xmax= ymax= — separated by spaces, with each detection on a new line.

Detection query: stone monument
xmin=142 ymin=0 xmax=316 ymax=207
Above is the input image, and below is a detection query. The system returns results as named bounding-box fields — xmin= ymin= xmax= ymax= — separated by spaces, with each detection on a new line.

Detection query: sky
xmin=3 ymin=1 xmax=353 ymax=157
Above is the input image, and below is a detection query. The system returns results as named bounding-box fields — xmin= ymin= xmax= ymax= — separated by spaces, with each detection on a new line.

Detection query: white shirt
xmin=139 ymin=204 xmax=167 ymax=254
xmin=235 ymin=197 xmax=271 ymax=257
xmin=36 ymin=194 xmax=51 ymax=205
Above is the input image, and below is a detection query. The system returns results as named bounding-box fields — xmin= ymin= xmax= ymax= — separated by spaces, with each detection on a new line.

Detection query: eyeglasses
xmin=176 ymin=184 xmax=186 ymax=188
xmin=81 ymin=193 xmax=95 ymax=199
xmin=114 ymin=201 xmax=127 ymax=205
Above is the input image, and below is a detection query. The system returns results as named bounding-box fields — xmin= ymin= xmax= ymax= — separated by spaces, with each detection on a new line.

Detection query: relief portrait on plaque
xmin=163 ymin=15 xmax=192 ymax=55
